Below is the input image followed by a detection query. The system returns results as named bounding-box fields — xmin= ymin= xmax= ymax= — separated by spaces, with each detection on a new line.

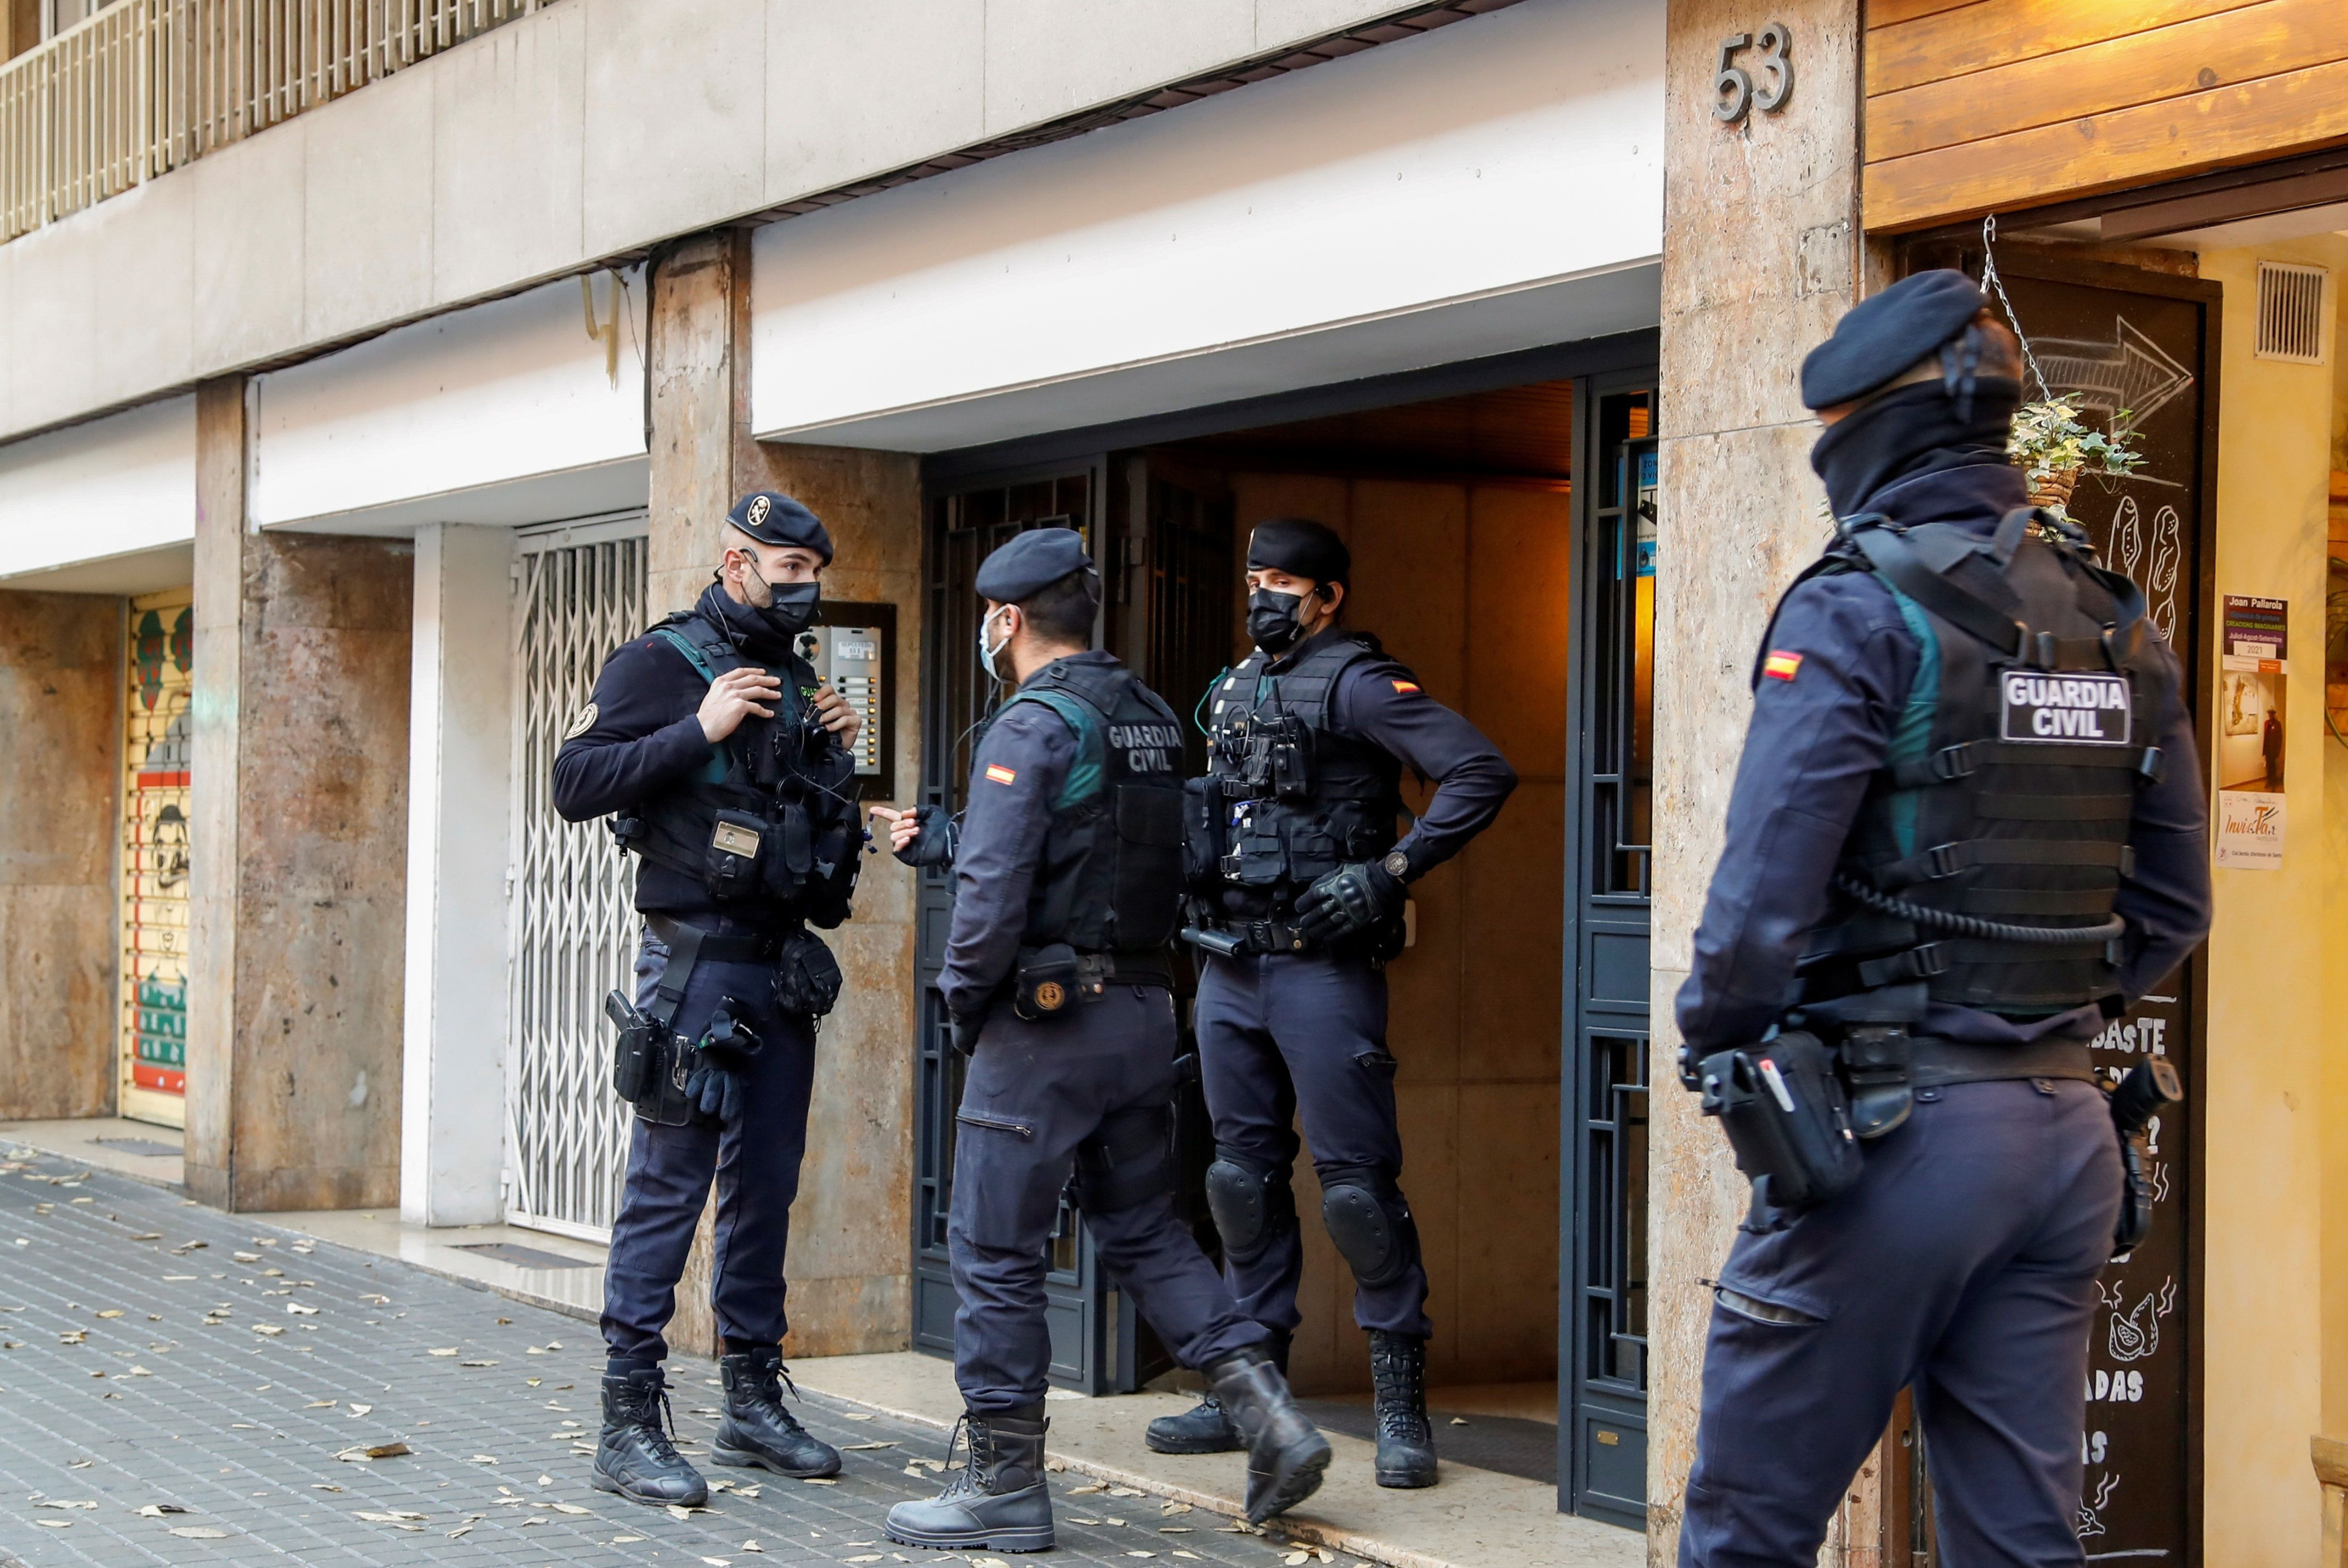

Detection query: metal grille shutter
xmin=505 ymin=530 xmax=646 ymax=1241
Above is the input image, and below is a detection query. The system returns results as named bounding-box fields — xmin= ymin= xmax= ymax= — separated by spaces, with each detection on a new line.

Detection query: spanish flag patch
xmin=1391 ymin=679 xmax=1421 ymax=694
xmin=1762 ymin=650 xmax=1804 ymax=682
xmin=985 ymin=764 xmax=1018 ymax=785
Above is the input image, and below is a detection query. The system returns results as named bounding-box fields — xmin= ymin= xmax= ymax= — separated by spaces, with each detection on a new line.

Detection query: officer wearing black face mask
xmin=871 ymin=530 xmax=1329 ymax=1550
xmin=553 ymin=490 xmax=868 ymax=1508
xmin=1672 ymin=272 xmax=2211 ymax=1564
xmin=1153 ymin=519 xmax=1516 ymax=1489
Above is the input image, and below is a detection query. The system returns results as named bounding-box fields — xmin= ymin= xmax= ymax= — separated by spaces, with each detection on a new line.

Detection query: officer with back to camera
xmin=1151 ymin=519 xmax=1516 ymax=1489
xmin=553 ymin=491 xmax=868 ymax=1508
xmin=1672 ymin=271 xmax=2212 ymax=1564
xmin=869 ymin=529 xmax=1330 ymax=1551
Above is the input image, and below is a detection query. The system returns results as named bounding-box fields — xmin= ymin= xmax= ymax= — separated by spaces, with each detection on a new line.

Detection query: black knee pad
xmin=1204 ymin=1147 xmax=1296 ymax=1267
xmin=1318 ymin=1165 xmax=1419 ymax=1289
xmin=1072 ymin=1105 xmax=1175 ymax=1213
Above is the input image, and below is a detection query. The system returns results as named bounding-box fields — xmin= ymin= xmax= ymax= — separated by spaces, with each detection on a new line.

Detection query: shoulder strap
xmin=1845 ymin=521 xmax=2029 ymax=660
xmin=1003 ymin=687 xmax=1108 ymax=811
xmin=650 ymin=626 xmax=720 ymax=685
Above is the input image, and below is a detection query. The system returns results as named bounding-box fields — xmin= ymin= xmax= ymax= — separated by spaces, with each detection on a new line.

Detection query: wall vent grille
xmin=2255 ymin=262 xmax=2328 ymax=363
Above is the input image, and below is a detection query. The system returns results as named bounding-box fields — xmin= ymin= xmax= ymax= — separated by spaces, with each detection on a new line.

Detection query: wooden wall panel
xmin=1863 ymin=0 xmax=2348 ymax=232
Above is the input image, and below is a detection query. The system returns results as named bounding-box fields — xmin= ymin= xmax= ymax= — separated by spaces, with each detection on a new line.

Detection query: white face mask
xmin=977 ymin=604 xmax=1016 ymax=680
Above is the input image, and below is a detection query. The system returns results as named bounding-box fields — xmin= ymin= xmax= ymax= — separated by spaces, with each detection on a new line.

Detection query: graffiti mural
xmin=120 ymin=589 xmax=194 ymax=1125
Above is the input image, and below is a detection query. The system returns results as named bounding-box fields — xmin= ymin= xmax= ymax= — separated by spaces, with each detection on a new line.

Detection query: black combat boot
xmin=1205 ymin=1346 xmax=1330 ymax=1523
xmin=592 ymin=1363 xmax=710 ymax=1507
xmin=1368 ymin=1330 xmax=1436 ymax=1488
xmin=1146 ymin=1331 xmax=1288 ymax=1455
xmin=883 ymin=1409 xmax=1056 ymax=1552
xmin=713 ymin=1346 xmax=842 ymax=1478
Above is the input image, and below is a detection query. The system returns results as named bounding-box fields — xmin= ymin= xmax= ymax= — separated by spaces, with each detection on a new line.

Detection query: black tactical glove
xmin=892 ymin=804 xmax=959 ymax=869
xmin=1294 ymin=861 xmax=1407 ymax=946
xmin=684 ymin=1000 xmax=762 ymax=1123
xmin=949 ymin=1008 xmax=987 ymax=1057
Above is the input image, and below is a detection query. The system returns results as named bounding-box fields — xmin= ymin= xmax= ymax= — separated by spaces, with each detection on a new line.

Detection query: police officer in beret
xmin=1672 ymin=271 xmax=2211 ymax=1562
xmin=554 ymin=491 xmax=868 ymax=1506
xmin=1152 ymin=518 xmax=1516 ymax=1489
xmin=871 ymin=529 xmax=1329 ymax=1549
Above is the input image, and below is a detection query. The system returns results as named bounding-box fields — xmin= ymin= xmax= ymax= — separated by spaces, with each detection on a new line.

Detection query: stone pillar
xmin=185 ymin=376 xmax=417 ymax=1213
xmin=400 ymin=524 xmax=515 ymax=1226
xmin=645 ymin=232 xmax=922 ymax=1358
xmin=0 ymin=589 xmax=122 ymax=1120
xmin=1648 ymin=1 xmax=1868 ymax=1560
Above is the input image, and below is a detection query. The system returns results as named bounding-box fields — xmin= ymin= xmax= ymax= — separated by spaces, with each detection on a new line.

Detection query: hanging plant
xmin=2007 ymin=394 xmax=2146 ymax=516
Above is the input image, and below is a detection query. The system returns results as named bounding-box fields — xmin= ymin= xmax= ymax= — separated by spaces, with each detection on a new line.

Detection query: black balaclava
xmin=1810 ymin=373 xmax=2022 ymax=520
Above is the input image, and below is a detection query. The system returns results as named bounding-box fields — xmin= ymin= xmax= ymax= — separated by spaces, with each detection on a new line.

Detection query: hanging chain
xmin=1979 ymin=214 xmax=2054 ymax=400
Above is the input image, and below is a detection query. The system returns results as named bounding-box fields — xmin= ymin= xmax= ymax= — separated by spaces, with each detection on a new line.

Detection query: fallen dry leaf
xmin=1160 ymin=1502 xmax=1193 ymax=1515
xmin=1173 ymin=1553 xmax=1202 ymax=1560
xmin=549 ymin=1502 xmax=591 ymax=1516
xmin=1286 ymin=1553 xmax=1311 ymax=1565
xmin=355 ymin=1510 xmax=426 ymax=1522
xmin=447 ymin=1524 xmax=474 ymax=1539
xmin=335 ymin=1441 xmax=413 ymax=1462
xmin=95 ymin=1309 xmax=123 ymax=1319
xmin=428 ymin=1347 xmax=459 ymax=1357
xmin=846 ymin=1556 xmax=885 ymax=1563
xmin=35 ymin=1520 xmax=72 ymax=1530
xmin=348 ymin=1404 xmax=373 ymax=1417
xmin=286 ymin=1303 xmax=318 ymax=1316
xmin=612 ymin=1537 xmax=645 ymax=1546
xmin=251 ymin=1324 xmax=285 ymax=1337
xmin=841 ymin=1441 xmax=895 ymax=1451
xmin=170 ymin=1526 xmax=230 ymax=1539
xmin=800 ymin=1476 xmax=839 ymax=1486
xmin=135 ymin=1503 xmax=188 ymax=1516
xmin=36 ymin=1499 xmax=98 ymax=1510
xmin=232 ymin=1252 xmax=261 ymax=1263
xmin=667 ymin=1505 xmax=698 ymax=1522
xmin=1109 ymin=1487 xmax=1144 ymax=1498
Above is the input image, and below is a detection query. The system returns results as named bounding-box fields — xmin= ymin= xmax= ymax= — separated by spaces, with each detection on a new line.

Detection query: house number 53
xmin=1715 ymin=23 xmax=1793 ymax=123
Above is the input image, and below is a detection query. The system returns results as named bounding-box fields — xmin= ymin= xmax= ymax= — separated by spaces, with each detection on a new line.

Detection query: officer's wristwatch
xmin=1382 ymin=850 xmax=1412 ymax=882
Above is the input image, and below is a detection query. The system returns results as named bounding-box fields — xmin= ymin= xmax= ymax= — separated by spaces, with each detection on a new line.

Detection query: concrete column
xmin=1648 ymin=1 xmax=1872 ymax=1560
xmin=643 ymin=232 xmax=922 ymax=1359
xmin=400 ymin=524 xmax=515 ymax=1226
xmin=0 ymin=589 xmax=122 ymax=1120
xmin=185 ymin=376 xmax=417 ymax=1213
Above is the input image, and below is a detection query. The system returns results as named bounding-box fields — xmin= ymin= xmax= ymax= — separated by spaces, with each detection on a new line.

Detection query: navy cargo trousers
xmin=601 ymin=928 xmax=817 ymax=1364
xmin=1679 ymin=1077 xmax=2124 ymax=1567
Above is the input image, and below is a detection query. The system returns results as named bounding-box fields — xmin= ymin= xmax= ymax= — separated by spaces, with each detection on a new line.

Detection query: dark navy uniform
xmin=1674 ymin=274 xmax=2212 ymax=1565
xmin=1190 ymin=630 xmax=1516 ymax=1343
xmin=937 ymin=650 xmax=1267 ymax=1411
xmin=886 ymin=530 xmax=1328 ymax=1551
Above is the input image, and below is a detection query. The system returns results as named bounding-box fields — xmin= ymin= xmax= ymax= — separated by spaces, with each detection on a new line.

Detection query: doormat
xmin=454 ymin=1242 xmax=599 ymax=1270
xmin=93 ymin=1136 xmax=183 ymax=1158
xmin=1296 ymin=1400 xmax=1557 ymax=1486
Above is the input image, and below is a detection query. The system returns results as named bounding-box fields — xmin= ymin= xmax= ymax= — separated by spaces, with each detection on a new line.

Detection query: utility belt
xmin=1681 ymin=1022 xmax=2167 ymax=1249
xmin=1004 ymin=942 xmax=1174 ymax=1023
xmin=603 ymin=914 xmax=844 ymax=1125
xmin=1178 ymin=901 xmax=1405 ymax=964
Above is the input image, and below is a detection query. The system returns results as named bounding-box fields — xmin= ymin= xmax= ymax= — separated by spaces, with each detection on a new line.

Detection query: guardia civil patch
xmin=2001 ymin=671 xmax=2130 ymax=744
xmin=562 ymin=702 xmax=599 ymax=740
xmin=1762 ymin=651 xmax=1803 ymax=682
xmin=985 ymin=764 xmax=1018 ymax=785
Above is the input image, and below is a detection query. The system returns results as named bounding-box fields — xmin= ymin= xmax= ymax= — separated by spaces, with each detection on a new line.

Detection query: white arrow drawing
xmin=2036 ymin=318 xmax=2196 ymax=434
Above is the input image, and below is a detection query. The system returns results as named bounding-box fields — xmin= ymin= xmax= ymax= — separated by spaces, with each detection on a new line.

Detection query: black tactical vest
xmin=1001 ymin=657 xmax=1186 ymax=954
xmin=613 ymin=610 xmax=860 ymax=923
xmin=1792 ymin=508 xmax=2170 ymax=1019
xmin=1199 ymin=632 xmax=1405 ymax=913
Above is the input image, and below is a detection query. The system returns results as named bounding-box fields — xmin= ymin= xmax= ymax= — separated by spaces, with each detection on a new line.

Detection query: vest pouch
xmin=1113 ymin=784 xmax=1185 ymax=948
xmin=1012 ymin=943 xmax=1082 ymax=1023
xmin=757 ymin=801 xmax=815 ymax=903
xmin=1182 ymin=777 xmax=1224 ymax=892
xmin=773 ymin=929 xmax=844 ymax=1020
xmin=1695 ymin=1031 xmax=1862 ymax=1213
xmin=703 ymin=810 xmax=767 ymax=902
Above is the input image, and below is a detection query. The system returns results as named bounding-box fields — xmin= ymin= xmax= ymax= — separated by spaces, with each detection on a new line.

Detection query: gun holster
xmin=1691 ymin=1031 xmax=1864 ymax=1225
xmin=1837 ymin=1025 xmax=1915 ymax=1140
xmin=2108 ymin=1056 xmax=2182 ymax=1257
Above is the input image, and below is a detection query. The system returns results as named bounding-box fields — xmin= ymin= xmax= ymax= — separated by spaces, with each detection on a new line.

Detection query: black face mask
xmin=1247 ymin=588 xmax=1311 ymax=654
xmin=748 ymin=574 xmax=821 ymax=640
xmin=1810 ymin=376 xmax=2022 ymax=520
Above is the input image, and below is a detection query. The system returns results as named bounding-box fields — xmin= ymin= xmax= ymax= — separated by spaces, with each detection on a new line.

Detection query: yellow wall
xmin=2196 ymin=239 xmax=2343 ymax=1566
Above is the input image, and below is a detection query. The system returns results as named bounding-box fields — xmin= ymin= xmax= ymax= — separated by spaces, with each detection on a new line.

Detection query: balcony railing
xmin=0 ymin=0 xmax=548 ymax=244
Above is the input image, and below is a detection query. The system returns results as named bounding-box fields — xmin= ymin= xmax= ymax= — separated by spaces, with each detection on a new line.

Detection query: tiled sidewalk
xmin=0 ymin=1145 xmax=1307 ymax=1568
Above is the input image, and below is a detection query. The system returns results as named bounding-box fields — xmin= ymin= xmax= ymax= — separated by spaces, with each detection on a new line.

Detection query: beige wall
xmin=646 ymin=233 xmax=923 ymax=1360
xmin=1227 ymin=471 xmax=1569 ymax=1395
xmin=185 ymin=378 xmax=416 ymax=1213
xmin=1649 ymin=0 xmax=1869 ymax=1557
xmin=0 ymin=588 xmax=121 ymax=1120
xmin=2194 ymin=238 xmax=2346 ymax=1567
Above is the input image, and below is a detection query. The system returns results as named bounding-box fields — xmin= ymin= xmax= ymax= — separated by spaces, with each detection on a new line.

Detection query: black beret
xmin=1246 ymin=518 xmax=1350 ymax=585
xmin=975 ymin=527 xmax=1095 ymax=604
xmin=1800 ymin=269 xmax=1988 ymax=410
xmin=726 ymin=491 xmax=833 ymax=563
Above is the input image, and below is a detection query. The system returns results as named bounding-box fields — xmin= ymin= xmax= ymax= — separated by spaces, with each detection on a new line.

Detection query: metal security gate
xmin=505 ymin=520 xmax=647 ymax=1241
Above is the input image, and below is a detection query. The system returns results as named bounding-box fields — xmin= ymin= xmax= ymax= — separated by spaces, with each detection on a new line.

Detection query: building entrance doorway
xmin=913 ymin=343 xmax=1657 ymax=1527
